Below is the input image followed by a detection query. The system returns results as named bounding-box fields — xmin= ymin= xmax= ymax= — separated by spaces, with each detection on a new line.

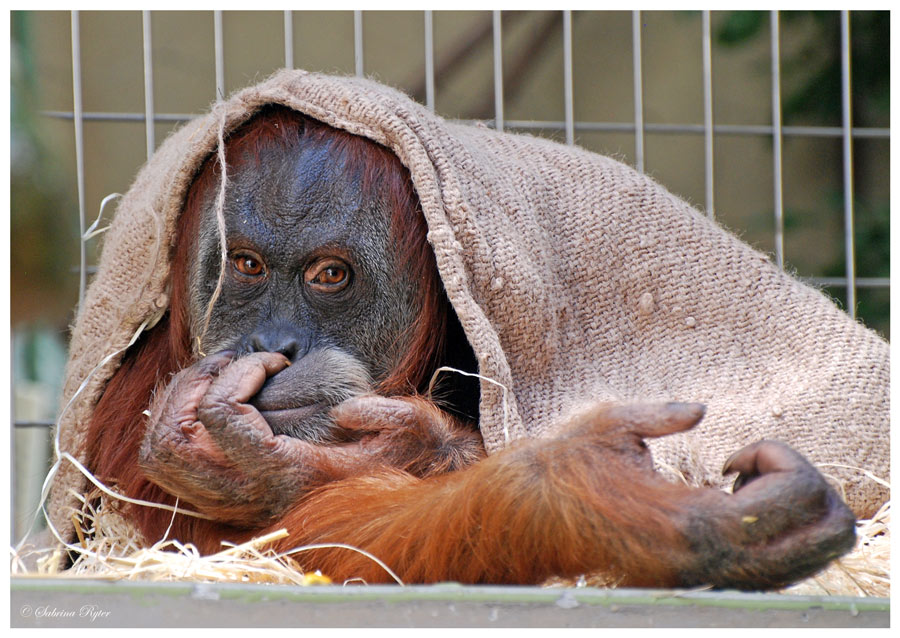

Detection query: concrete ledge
xmin=11 ymin=578 xmax=889 ymax=627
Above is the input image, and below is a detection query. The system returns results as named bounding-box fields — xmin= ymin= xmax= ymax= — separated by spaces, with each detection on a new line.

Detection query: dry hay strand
xmin=10 ymin=488 xmax=331 ymax=586
xmin=780 ymin=465 xmax=891 ymax=598
xmin=13 ymin=450 xmax=401 ymax=585
xmin=780 ymin=500 xmax=890 ymax=598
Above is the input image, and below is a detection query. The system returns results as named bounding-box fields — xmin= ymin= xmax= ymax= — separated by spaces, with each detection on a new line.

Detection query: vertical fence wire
xmin=562 ymin=10 xmax=574 ymax=146
xmin=492 ymin=10 xmax=504 ymax=132
xmin=354 ymin=11 xmax=364 ymax=77
xmin=71 ymin=11 xmax=87 ymax=309
xmin=770 ymin=11 xmax=785 ymax=270
xmin=632 ymin=11 xmax=644 ymax=172
xmin=142 ymin=11 xmax=155 ymax=160
xmin=701 ymin=10 xmax=715 ymax=218
xmin=214 ymin=10 xmax=225 ymax=99
xmin=284 ymin=11 xmax=294 ymax=69
xmin=841 ymin=11 xmax=856 ymax=317
xmin=424 ymin=11 xmax=435 ymax=111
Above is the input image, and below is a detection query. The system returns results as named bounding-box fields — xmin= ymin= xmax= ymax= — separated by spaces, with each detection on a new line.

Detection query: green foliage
xmin=716 ymin=10 xmax=890 ymax=338
xmin=717 ymin=11 xmax=765 ymax=45
xmin=11 ymin=13 xmax=79 ymax=324
xmin=717 ymin=11 xmax=889 ymax=126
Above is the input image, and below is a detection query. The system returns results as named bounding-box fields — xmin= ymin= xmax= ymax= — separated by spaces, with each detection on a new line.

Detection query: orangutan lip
xmin=257 ymin=405 xmax=320 ymax=420
xmin=257 ymin=404 xmax=327 ymax=439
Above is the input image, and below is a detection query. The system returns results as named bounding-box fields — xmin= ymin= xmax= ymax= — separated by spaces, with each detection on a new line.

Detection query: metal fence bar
xmin=501 ymin=121 xmax=890 ymax=138
xmin=354 ymin=11 xmax=364 ymax=77
xmin=214 ymin=10 xmax=225 ymax=99
xmin=424 ymin=11 xmax=435 ymax=112
xmin=492 ymin=10 xmax=504 ymax=132
xmin=57 ymin=260 xmax=889 ymax=291
xmin=71 ymin=11 xmax=87 ymax=309
xmin=43 ymin=111 xmax=198 ymax=122
xmin=701 ymin=10 xmax=714 ymax=218
xmin=632 ymin=11 xmax=644 ymax=171
xmin=284 ymin=11 xmax=294 ymax=69
xmin=809 ymin=276 xmax=889 ymax=288
xmin=562 ymin=10 xmax=574 ymax=146
xmin=39 ymin=110 xmax=891 ymax=140
xmin=12 ymin=421 xmax=57 ymax=430
xmin=770 ymin=11 xmax=784 ymax=270
xmin=142 ymin=10 xmax=155 ymax=160
xmin=841 ymin=11 xmax=856 ymax=318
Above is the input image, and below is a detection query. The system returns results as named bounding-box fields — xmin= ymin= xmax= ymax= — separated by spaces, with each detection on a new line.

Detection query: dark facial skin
xmin=188 ymin=138 xmax=420 ymax=441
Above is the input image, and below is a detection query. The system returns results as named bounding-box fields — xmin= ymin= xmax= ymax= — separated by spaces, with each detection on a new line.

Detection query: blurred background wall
xmin=9 ymin=10 xmax=889 ymax=542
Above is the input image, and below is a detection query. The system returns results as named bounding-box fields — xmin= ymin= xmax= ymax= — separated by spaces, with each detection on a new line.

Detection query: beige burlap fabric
xmin=49 ymin=69 xmax=889 ymax=546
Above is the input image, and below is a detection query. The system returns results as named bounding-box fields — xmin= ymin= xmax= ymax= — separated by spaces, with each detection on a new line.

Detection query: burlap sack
xmin=49 ymin=69 xmax=889 ymax=547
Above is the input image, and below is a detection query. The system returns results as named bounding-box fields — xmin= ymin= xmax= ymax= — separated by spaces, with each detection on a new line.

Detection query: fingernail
xmin=722 ymin=450 xmax=739 ymax=475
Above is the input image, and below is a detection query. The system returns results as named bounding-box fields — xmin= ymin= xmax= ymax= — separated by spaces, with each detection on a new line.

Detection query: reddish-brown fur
xmin=255 ymin=434 xmax=700 ymax=585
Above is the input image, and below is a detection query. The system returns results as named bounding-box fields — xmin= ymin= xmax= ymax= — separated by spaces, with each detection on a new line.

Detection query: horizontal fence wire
xmin=39 ymin=111 xmax=890 ymax=140
xmin=13 ymin=421 xmax=57 ymax=429
xmin=58 ymin=266 xmax=886 ymax=289
xmin=61 ymin=264 xmax=891 ymax=289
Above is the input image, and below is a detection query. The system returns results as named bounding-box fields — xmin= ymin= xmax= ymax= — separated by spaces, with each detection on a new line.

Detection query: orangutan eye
xmin=305 ymin=258 xmax=351 ymax=292
xmin=231 ymin=252 xmax=266 ymax=278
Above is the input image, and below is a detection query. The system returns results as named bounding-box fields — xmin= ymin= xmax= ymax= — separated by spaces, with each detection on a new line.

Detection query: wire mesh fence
xmin=45 ymin=10 xmax=892 ymax=311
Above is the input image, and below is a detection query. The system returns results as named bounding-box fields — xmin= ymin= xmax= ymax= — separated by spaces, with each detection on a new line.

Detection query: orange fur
xmin=255 ymin=434 xmax=698 ymax=585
